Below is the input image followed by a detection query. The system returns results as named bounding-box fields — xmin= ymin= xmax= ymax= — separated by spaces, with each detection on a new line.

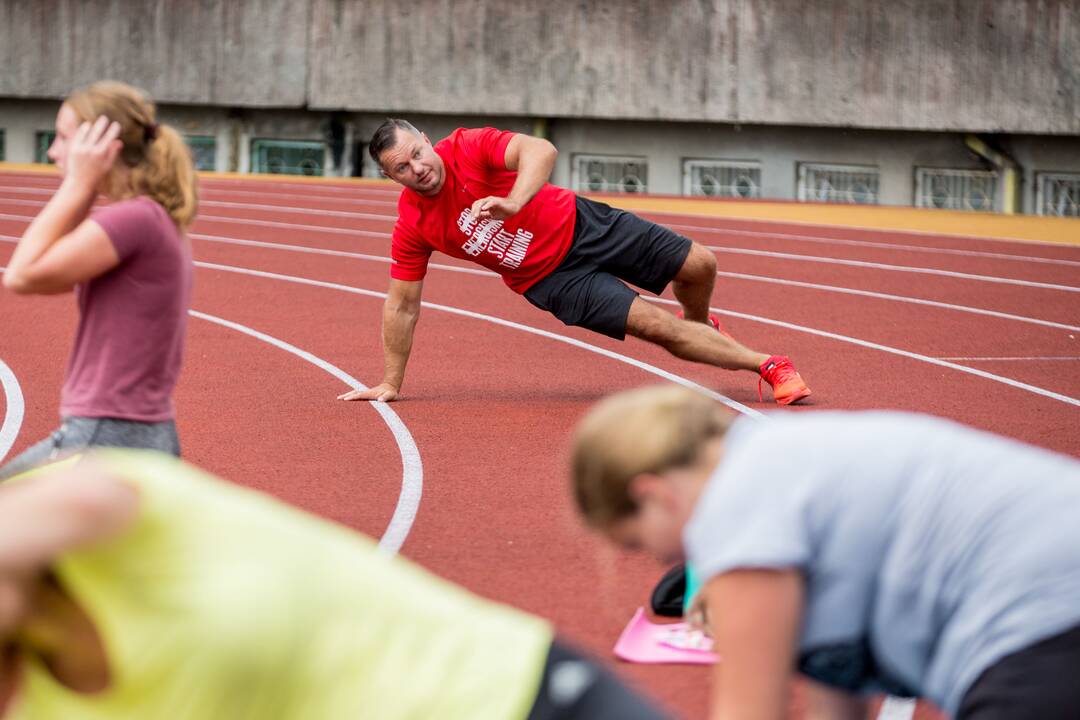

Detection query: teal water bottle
xmin=682 ymin=563 xmax=700 ymax=616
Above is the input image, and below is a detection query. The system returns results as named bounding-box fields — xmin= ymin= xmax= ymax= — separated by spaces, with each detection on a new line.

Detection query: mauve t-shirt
xmin=60 ymin=196 xmax=193 ymax=422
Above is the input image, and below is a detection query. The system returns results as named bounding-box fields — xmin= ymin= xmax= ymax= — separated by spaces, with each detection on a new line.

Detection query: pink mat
xmin=613 ymin=607 xmax=720 ymax=665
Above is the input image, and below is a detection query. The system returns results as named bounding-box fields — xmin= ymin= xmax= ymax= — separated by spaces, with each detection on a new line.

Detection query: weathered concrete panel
xmin=739 ymin=0 xmax=1080 ymax=133
xmin=0 ymin=0 xmax=307 ymax=106
xmin=309 ymin=0 xmax=739 ymax=118
xmin=2 ymin=0 xmax=1077 ymax=132
xmin=309 ymin=0 xmax=1078 ymax=133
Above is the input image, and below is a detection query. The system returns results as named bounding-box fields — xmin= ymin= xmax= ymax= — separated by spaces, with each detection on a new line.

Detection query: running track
xmin=1 ymin=169 xmax=1078 ymax=719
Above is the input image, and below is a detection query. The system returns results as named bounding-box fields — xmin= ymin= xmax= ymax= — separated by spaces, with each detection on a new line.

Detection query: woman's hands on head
xmin=63 ymin=116 xmax=123 ymax=195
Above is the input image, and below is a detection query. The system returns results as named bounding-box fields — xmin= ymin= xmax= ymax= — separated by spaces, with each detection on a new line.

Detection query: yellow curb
xmin=594 ymin=195 xmax=1080 ymax=247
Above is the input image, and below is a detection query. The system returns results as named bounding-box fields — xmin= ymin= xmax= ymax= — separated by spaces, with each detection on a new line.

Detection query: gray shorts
xmin=0 ymin=416 xmax=180 ymax=481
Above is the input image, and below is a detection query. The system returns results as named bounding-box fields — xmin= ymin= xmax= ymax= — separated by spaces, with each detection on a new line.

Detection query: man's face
xmin=379 ymin=128 xmax=445 ymax=196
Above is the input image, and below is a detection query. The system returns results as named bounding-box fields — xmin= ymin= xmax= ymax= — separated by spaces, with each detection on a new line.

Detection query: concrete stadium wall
xmin=0 ymin=0 xmax=307 ymax=106
xmin=2 ymin=0 xmax=1077 ymax=134
xmin=7 ymin=97 xmax=1078 ymax=214
xmin=309 ymin=0 xmax=1080 ymax=134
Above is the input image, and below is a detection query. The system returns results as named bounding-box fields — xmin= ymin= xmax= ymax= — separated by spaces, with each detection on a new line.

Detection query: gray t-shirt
xmin=684 ymin=411 xmax=1080 ymax=715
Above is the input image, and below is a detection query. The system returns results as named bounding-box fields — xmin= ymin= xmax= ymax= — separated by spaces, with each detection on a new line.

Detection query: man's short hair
xmin=369 ymin=118 xmax=420 ymax=168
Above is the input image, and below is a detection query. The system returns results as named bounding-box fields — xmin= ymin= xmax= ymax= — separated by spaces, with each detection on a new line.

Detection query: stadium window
xmin=797 ymin=162 xmax=879 ymax=205
xmin=915 ymin=168 xmax=998 ymax=212
xmin=250 ymin=139 xmax=326 ymax=176
xmin=683 ymin=160 xmax=761 ymax=198
xmin=572 ymin=154 xmax=648 ymax=194
xmin=1035 ymin=172 xmax=1080 ymax=218
xmin=185 ymin=135 xmax=217 ymax=172
xmin=35 ymin=131 xmax=56 ymax=164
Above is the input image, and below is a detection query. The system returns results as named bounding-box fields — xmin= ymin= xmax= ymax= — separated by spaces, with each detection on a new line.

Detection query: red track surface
xmin=2 ymin=171 xmax=1079 ymax=719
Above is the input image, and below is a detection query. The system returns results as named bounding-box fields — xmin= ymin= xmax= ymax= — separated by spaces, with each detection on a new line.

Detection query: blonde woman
xmin=571 ymin=386 xmax=1080 ymax=720
xmin=0 ymin=452 xmax=668 ymax=719
xmin=1 ymin=82 xmax=196 ymax=478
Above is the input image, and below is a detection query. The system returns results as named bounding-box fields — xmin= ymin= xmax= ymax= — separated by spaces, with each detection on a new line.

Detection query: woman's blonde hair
xmin=65 ymin=81 xmax=198 ymax=229
xmin=571 ymin=385 xmax=733 ymax=528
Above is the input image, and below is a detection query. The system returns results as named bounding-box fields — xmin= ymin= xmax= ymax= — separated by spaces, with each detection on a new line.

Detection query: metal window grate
xmin=250 ymin=139 xmax=325 ymax=176
xmin=185 ymin=135 xmax=217 ymax=172
xmin=683 ymin=160 xmax=761 ymax=198
xmin=572 ymin=154 xmax=648 ymax=194
xmin=1035 ymin=172 xmax=1080 ymax=218
xmin=35 ymin=131 xmax=56 ymax=164
xmin=797 ymin=163 xmax=879 ymax=205
xmin=915 ymin=168 xmax=998 ymax=212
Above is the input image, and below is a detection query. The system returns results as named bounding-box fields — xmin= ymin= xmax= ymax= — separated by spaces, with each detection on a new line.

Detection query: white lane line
xmin=0 ymin=210 xmax=393 ymax=241
xmin=706 ymin=246 xmax=1080 ymax=293
xmin=189 ymin=232 xmax=496 ymax=277
xmin=192 ymin=260 xmax=1080 ymax=409
xmin=712 ymin=271 xmax=1080 ymax=333
xmin=193 ymin=261 xmax=765 ymax=419
xmin=638 ymin=205 xmax=1080 ymax=249
xmin=189 ymin=310 xmax=422 ymax=555
xmin=3 ymin=230 xmax=1077 ymax=333
xmin=0 ymin=356 xmax=26 ymax=463
xmin=200 ymin=199 xmax=396 ymax=222
xmin=937 ymin=356 xmax=1080 ymax=362
xmin=3 ymin=179 xmax=1080 ymax=254
xmin=4 ymin=191 xmax=1079 ymax=270
xmin=181 ymin=233 xmax=1080 ymax=333
xmin=668 ymin=223 xmax=1080 ymax=268
xmin=0 ymin=184 xmax=401 ymax=208
xmin=677 ymin=296 xmax=1080 ymax=409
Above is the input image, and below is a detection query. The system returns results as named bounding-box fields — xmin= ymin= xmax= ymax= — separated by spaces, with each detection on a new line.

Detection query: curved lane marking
xmin=0 ymin=356 xmax=26 ymax=463
xmin=184 ymin=232 xmax=1080 ymax=334
xmin=189 ymin=310 xmax=423 ymax=555
xmin=4 ymin=231 xmax=1078 ymax=332
xmin=192 ymin=262 xmax=764 ymax=419
xmin=3 ymin=193 xmax=1080 ymax=266
xmin=192 ymin=261 xmax=1080 ymax=409
xmin=666 ymin=297 xmax=1080 ymax=409
xmin=705 ymin=246 xmax=1080 ymax=293
xmin=667 ymin=223 xmax=1080 ymax=268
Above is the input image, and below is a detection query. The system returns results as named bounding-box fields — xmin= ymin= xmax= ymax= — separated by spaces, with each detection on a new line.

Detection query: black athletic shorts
xmin=526 ymin=640 xmax=670 ymax=720
xmin=957 ymin=622 xmax=1080 ymax=719
xmin=523 ymin=196 xmax=693 ymax=340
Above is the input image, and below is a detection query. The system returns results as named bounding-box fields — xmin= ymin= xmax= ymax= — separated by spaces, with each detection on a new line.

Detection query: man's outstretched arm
xmin=469 ymin=133 xmax=558 ymax=222
xmin=338 ymin=279 xmax=424 ymax=403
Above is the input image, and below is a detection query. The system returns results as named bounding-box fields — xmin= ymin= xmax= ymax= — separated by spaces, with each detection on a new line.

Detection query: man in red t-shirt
xmin=338 ymin=119 xmax=811 ymax=405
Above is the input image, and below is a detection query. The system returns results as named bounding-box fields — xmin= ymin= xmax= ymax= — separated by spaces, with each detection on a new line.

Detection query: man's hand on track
xmin=337 ymin=383 xmax=399 ymax=403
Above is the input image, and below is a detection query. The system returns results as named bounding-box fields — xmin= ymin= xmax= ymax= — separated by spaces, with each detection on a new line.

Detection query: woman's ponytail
xmin=131 ymin=123 xmax=198 ymax=229
xmin=64 ymin=81 xmax=199 ymax=229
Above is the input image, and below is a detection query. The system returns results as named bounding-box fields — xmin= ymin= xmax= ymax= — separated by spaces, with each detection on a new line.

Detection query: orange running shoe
xmin=758 ymin=355 xmax=812 ymax=405
xmin=676 ymin=311 xmax=734 ymax=340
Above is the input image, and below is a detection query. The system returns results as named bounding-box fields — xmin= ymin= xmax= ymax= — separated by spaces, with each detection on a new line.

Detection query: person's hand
xmin=469 ymin=196 xmax=522 ymax=222
xmin=686 ymin=592 xmax=712 ymax=638
xmin=0 ymin=572 xmax=36 ymax=638
xmin=337 ymin=382 xmax=399 ymax=403
xmin=63 ymin=116 xmax=123 ymax=193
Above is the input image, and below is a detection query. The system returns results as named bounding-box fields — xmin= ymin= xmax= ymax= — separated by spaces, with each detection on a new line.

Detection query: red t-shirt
xmin=390 ymin=128 xmax=577 ymax=294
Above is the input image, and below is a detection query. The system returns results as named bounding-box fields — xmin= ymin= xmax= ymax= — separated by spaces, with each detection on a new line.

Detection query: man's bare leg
xmin=670 ymin=243 xmax=718 ymax=324
xmin=624 ymin=297 xmax=768 ymax=372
